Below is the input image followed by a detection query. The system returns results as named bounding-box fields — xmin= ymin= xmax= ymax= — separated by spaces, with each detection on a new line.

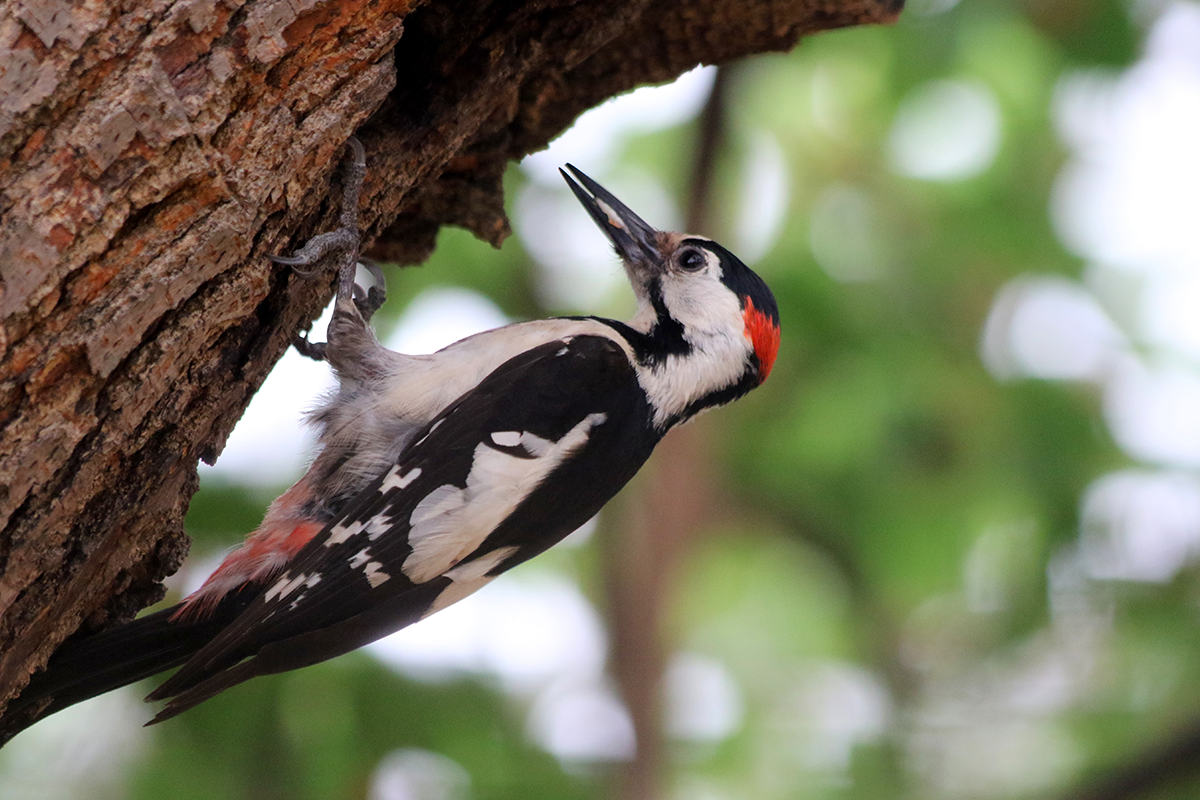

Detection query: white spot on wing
xmin=366 ymin=515 xmax=393 ymax=540
xmin=412 ymin=419 xmax=444 ymax=449
xmin=445 ymin=547 xmax=516 ymax=582
xmin=346 ymin=548 xmax=392 ymax=586
xmin=402 ymin=413 xmax=608 ymax=583
xmin=326 ymin=519 xmax=366 ymax=546
xmin=489 ymin=429 xmax=555 ymax=456
xmin=265 ymin=573 xmax=307 ymax=602
xmin=491 ymin=431 xmax=522 ymax=447
xmin=517 ymin=430 xmax=553 ymax=457
xmin=364 ymin=561 xmax=390 ymax=587
xmin=381 ymin=466 xmax=422 ymax=492
xmin=265 ymin=575 xmax=291 ymax=601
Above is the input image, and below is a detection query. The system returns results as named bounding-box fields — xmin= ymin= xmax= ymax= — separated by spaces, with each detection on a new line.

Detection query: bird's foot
xmin=351 ymin=258 xmax=387 ymax=321
xmin=292 ymin=335 xmax=328 ymax=362
xmin=270 ymin=137 xmax=366 ymax=301
xmin=272 ymin=137 xmax=388 ymax=360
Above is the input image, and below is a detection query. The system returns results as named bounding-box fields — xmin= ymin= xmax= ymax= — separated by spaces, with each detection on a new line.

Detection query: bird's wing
xmin=148 ymin=334 xmax=657 ymax=720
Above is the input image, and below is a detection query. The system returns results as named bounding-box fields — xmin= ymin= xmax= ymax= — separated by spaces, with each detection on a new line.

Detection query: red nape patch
xmin=742 ymin=298 xmax=780 ymax=383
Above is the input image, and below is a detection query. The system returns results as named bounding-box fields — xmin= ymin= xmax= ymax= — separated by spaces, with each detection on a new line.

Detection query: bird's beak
xmin=560 ymin=165 xmax=661 ymax=268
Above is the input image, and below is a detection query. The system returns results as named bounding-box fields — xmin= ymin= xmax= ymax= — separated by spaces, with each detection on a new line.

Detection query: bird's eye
xmin=679 ymin=249 xmax=706 ymax=272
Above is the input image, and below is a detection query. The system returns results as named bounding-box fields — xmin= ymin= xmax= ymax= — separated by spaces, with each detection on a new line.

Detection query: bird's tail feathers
xmin=0 ymin=590 xmax=255 ymax=746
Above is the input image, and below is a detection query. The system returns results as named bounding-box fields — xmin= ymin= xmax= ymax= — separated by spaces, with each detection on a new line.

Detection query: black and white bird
xmin=0 ymin=140 xmax=779 ymax=740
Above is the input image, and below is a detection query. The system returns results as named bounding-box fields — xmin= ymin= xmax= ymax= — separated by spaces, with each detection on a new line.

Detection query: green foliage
xmin=11 ymin=1 xmax=1195 ymax=797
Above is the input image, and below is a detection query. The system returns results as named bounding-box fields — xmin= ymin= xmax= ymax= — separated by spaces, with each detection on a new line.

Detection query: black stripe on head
xmin=684 ymin=238 xmax=780 ymax=326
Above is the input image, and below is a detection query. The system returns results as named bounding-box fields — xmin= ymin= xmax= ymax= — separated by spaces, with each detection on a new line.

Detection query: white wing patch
xmin=490 ymin=430 xmax=555 ymax=455
xmin=423 ymin=546 xmax=518 ymax=617
xmin=325 ymin=468 xmax=419 ymax=548
xmin=366 ymin=515 xmax=392 ymax=540
xmin=327 ymin=512 xmax=396 ymax=547
xmin=518 ymin=431 xmax=553 ymax=456
xmin=286 ymin=574 xmax=323 ymax=610
xmin=402 ymin=412 xmax=608 ymax=583
xmin=410 ymin=419 xmax=444 ymax=451
xmin=410 ymin=485 xmax=464 ymax=526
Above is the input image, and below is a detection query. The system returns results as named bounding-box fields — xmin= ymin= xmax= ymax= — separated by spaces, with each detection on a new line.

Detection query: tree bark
xmin=0 ymin=0 xmax=902 ymax=710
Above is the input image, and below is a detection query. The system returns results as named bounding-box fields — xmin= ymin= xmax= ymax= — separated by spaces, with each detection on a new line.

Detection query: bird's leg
xmin=271 ymin=137 xmax=386 ymax=361
xmin=271 ymin=137 xmax=365 ymax=307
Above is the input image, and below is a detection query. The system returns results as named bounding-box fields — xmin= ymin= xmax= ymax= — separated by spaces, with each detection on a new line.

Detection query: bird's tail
xmin=0 ymin=591 xmax=254 ymax=746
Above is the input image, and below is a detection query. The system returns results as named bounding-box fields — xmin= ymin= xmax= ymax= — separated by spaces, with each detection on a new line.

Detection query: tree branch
xmin=0 ymin=0 xmax=903 ymax=712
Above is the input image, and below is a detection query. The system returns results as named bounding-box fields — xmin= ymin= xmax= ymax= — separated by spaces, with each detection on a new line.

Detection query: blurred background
xmin=6 ymin=0 xmax=1200 ymax=797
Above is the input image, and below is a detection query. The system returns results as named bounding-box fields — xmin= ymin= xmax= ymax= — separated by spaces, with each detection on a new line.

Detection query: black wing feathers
xmin=2 ymin=336 xmax=656 ymax=733
xmin=148 ymin=335 xmax=653 ymax=719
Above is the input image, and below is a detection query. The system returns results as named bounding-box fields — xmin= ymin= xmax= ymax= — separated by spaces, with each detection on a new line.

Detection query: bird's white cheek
xmin=660 ymin=274 xmax=741 ymax=330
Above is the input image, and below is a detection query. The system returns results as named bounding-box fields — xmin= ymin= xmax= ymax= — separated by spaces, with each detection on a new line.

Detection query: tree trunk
xmin=0 ymin=0 xmax=902 ymax=710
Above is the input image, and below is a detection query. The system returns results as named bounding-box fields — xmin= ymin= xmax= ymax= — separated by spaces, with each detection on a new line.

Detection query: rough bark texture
xmin=0 ymin=0 xmax=902 ymax=711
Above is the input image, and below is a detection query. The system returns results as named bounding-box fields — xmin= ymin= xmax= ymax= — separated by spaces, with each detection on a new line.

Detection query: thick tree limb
xmin=0 ymin=0 xmax=902 ymax=716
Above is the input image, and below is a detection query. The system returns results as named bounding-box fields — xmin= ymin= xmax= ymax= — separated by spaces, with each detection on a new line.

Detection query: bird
xmin=0 ymin=138 xmax=779 ymax=742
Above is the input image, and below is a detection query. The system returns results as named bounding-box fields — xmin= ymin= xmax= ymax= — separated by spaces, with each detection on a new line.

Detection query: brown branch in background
xmin=604 ymin=64 xmax=733 ymax=800
xmin=686 ymin=68 xmax=731 ymax=234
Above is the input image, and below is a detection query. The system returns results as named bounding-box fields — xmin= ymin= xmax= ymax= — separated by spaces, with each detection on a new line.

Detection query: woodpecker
xmin=0 ymin=139 xmax=779 ymax=740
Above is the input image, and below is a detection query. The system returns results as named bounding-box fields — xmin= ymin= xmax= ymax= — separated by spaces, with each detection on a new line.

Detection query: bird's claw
xmin=293 ymin=334 xmax=328 ymax=362
xmin=269 ymin=137 xmax=388 ymax=356
xmin=271 ymin=137 xmax=367 ymax=302
xmin=351 ymin=258 xmax=387 ymax=320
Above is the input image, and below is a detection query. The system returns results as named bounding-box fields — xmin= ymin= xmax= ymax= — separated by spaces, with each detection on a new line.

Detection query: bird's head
xmin=560 ymin=165 xmax=780 ymax=392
